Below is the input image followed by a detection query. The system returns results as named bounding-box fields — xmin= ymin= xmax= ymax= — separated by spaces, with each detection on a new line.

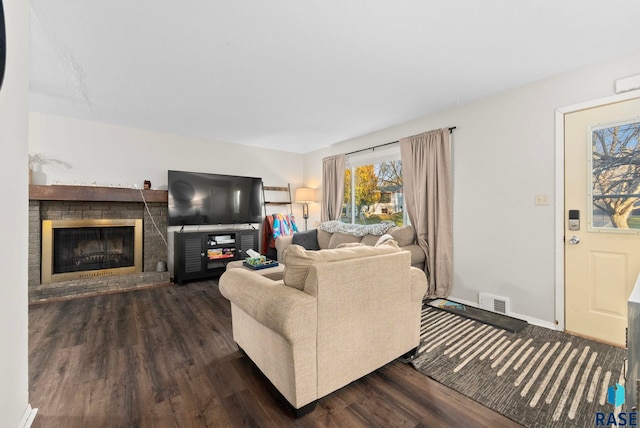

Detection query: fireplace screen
xmin=53 ymin=226 xmax=135 ymax=273
xmin=42 ymin=219 xmax=142 ymax=284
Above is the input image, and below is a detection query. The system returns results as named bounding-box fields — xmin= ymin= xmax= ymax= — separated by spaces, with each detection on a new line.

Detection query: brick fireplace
xmin=29 ymin=185 xmax=170 ymax=303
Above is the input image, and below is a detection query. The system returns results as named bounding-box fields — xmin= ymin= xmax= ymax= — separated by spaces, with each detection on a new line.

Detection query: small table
xmin=226 ymin=260 xmax=285 ymax=281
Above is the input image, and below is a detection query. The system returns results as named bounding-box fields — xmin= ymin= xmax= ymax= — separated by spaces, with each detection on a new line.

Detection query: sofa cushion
xmin=403 ymin=244 xmax=426 ymax=267
xmin=283 ymin=240 xmax=401 ymax=290
xmin=336 ymin=242 xmax=366 ymax=249
xmin=328 ymin=232 xmax=362 ymax=249
xmin=360 ymin=234 xmax=380 ymax=246
xmin=317 ymin=229 xmax=332 ymax=249
xmin=291 ymin=229 xmax=320 ymax=250
xmin=388 ymin=225 xmax=415 ymax=247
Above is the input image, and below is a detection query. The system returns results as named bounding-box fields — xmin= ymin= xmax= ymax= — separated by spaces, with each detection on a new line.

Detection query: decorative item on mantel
xmin=28 ymin=153 xmax=71 ymax=185
xmin=144 ymin=180 xmax=151 ymax=190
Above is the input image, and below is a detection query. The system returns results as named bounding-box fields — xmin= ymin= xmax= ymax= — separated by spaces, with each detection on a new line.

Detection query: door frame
xmin=554 ymin=89 xmax=640 ymax=331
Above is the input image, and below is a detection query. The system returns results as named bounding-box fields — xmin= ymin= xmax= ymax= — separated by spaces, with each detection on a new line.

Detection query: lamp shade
xmin=294 ymin=187 xmax=315 ymax=203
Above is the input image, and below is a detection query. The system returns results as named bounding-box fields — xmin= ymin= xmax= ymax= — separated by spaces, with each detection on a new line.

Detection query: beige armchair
xmin=219 ymin=242 xmax=427 ymax=416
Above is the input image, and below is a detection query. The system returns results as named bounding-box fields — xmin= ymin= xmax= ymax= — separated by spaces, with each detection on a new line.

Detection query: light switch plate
xmin=535 ymin=194 xmax=550 ymax=206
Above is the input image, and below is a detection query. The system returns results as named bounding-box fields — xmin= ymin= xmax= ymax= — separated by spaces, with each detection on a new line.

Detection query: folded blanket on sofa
xmin=319 ymin=220 xmax=396 ymax=237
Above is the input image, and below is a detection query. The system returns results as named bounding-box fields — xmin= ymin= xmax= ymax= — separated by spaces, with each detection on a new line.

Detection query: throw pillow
xmin=328 ymin=232 xmax=362 ymax=249
xmin=291 ymin=229 xmax=320 ymax=250
xmin=388 ymin=225 xmax=415 ymax=247
xmin=375 ymin=233 xmax=395 ymax=247
xmin=283 ymin=240 xmax=401 ymax=290
xmin=360 ymin=234 xmax=380 ymax=246
xmin=317 ymin=229 xmax=332 ymax=249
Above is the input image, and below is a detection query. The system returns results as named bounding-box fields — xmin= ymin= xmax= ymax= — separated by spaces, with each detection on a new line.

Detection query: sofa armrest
xmin=275 ymin=235 xmax=294 ymax=262
xmin=410 ymin=267 xmax=428 ymax=301
xmin=219 ymin=269 xmax=316 ymax=342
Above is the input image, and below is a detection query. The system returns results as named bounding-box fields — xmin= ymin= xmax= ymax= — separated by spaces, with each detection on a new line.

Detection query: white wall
xmin=29 ymin=112 xmax=304 ymax=192
xmin=0 ymin=0 xmax=33 ymax=426
xmin=303 ymin=50 xmax=640 ymax=326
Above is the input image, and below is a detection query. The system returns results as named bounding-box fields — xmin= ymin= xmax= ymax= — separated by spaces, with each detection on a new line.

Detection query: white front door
xmin=564 ymin=97 xmax=640 ymax=347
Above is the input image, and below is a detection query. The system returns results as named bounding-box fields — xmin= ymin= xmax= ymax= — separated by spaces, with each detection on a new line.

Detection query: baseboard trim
xmin=17 ymin=404 xmax=38 ymax=428
xmin=449 ymin=297 xmax=557 ymax=330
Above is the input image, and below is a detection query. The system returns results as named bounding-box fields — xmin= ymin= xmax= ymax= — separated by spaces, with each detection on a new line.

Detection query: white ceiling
xmin=29 ymin=1 xmax=640 ymax=154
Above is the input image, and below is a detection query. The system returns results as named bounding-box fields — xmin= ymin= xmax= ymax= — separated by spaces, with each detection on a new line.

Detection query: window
xmin=590 ymin=119 xmax=640 ymax=231
xmin=341 ymin=146 xmax=406 ymax=226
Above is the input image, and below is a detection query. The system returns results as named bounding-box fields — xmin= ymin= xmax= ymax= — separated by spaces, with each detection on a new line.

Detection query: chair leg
xmin=237 ymin=347 xmax=318 ymax=418
xmin=269 ymin=378 xmax=317 ymax=417
xmin=399 ymin=346 xmax=418 ymax=362
xmin=292 ymin=400 xmax=318 ymax=418
xmin=236 ymin=343 xmax=247 ymax=356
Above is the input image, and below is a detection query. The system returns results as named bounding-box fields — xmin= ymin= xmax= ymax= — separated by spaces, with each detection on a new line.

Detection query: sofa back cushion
xmin=360 ymin=234 xmax=380 ymax=246
xmin=316 ymin=223 xmax=415 ymax=249
xmin=388 ymin=225 xmax=415 ymax=246
xmin=283 ymin=240 xmax=401 ymax=290
xmin=328 ymin=232 xmax=362 ymax=249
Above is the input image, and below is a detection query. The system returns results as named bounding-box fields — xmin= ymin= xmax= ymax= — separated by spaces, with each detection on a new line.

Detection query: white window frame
xmin=588 ymin=117 xmax=640 ymax=234
xmin=344 ymin=145 xmax=408 ymax=225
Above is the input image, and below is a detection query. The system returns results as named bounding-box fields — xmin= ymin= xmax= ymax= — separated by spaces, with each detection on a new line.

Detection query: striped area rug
xmin=411 ymin=306 xmax=627 ymax=428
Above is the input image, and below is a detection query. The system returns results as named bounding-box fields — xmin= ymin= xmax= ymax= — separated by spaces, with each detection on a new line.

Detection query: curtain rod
xmin=346 ymin=126 xmax=456 ymax=156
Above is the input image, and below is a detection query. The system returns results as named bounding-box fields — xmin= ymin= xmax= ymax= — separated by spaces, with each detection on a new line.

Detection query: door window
xmin=589 ymin=118 xmax=640 ymax=232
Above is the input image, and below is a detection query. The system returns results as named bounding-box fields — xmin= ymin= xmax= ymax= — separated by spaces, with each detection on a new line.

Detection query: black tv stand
xmin=173 ymin=228 xmax=259 ymax=284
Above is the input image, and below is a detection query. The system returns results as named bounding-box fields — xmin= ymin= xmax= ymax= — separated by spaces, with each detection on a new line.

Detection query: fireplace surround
xmin=29 ymin=185 xmax=170 ymax=303
xmin=41 ymin=219 xmax=143 ymax=284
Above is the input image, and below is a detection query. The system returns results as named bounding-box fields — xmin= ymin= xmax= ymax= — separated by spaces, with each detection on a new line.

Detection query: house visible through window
xmin=341 ymin=146 xmax=406 ymax=226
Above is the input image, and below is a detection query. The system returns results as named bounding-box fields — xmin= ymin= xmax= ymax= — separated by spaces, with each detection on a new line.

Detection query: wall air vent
xmin=479 ymin=293 xmax=510 ymax=315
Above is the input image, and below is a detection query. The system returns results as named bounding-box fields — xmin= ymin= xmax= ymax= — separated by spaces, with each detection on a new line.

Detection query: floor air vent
xmin=479 ymin=293 xmax=510 ymax=315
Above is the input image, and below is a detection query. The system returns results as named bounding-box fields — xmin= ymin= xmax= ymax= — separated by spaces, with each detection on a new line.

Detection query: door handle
xmin=568 ymin=236 xmax=580 ymax=245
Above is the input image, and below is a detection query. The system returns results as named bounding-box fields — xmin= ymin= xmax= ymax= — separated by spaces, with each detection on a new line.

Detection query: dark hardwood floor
xmin=29 ymin=280 xmax=523 ymax=427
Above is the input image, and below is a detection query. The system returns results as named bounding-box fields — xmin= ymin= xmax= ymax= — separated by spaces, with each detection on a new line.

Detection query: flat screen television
xmin=168 ymin=170 xmax=263 ymax=226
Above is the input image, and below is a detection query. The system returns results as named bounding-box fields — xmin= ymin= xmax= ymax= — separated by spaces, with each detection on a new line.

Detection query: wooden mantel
xmin=29 ymin=184 xmax=168 ymax=203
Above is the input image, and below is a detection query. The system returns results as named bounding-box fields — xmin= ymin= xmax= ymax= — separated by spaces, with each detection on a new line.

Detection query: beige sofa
xmin=275 ymin=224 xmax=426 ymax=270
xmin=219 ymin=241 xmax=427 ymax=416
